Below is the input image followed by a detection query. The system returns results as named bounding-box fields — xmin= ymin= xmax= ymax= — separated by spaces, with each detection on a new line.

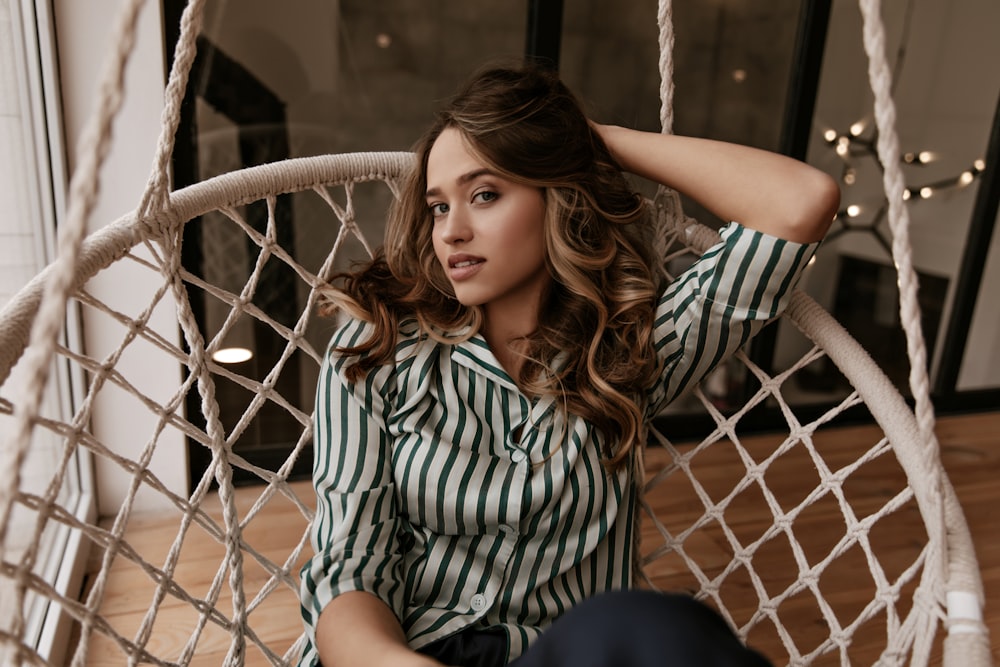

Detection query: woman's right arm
xmin=315 ymin=592 xmax=444 ymax=667
xmin=591 ymin=123 xmax=839 ymax=244
xmin=301 ymin=321 xmax=445 ymax=667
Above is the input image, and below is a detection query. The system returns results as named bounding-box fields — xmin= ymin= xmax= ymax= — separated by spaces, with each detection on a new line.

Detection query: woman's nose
xmin=439 ymin=209 xmax=471 ymax=244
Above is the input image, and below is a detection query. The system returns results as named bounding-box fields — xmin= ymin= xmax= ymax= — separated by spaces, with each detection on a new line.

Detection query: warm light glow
xmin=213 ymin=347 xmax=253 ymax=364
xmin=824 ymin=129 xmax=838 ymax=143
xmin=918 ymin=151 xmax=934 ymax=164
xmin=849 ymin=121 xmax=865 ymax=136
xmin=847 ymin=204 xmax=862 ymax=218
xmin=919 ymin=187 xmax=933 ymax=199
xmin=375 ymin=33 xmax=392 ymax=48
xmin=731 ymin=68 xmax=747 ymax=83
xmin=902 ymin=189 xmax=912 ymax=201
xmin=959 ymin=170 xmax=975 ymax=186
xmin=836 ymin=137 xmax=850 ymax=157
xmin=974 ymin=158 xmax=986 ymax=171
xmin=843 ymin=167 xmax=857 ymax=185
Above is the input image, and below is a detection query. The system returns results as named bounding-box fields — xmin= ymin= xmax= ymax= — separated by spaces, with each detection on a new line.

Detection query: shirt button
xmin=470 ymin=594 xmax=487 ymax=611
xmin=511 ymin=450 xmax=526 ymax=463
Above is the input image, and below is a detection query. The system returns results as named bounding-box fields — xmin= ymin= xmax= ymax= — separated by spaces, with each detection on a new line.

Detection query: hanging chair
xmin=0 ymin=0 xmax=991 ymax=665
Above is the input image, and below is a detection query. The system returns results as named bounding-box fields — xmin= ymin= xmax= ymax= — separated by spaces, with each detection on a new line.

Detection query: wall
xmin=54 ymin=0 xmax=187 ymax=515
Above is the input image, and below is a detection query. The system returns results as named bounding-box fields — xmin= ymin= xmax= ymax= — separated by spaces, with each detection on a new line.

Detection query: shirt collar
xmin=450 ymin=334 xmax=521 ymax=392
xmin=449 ymin=335 xmax=568 ymax=425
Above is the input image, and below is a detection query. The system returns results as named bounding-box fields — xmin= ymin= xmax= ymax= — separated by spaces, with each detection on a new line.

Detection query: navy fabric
xmin=418 ymin=590 xmax=773 ymax=667
xmin=417 ymin=626 xmax=509 ymax=667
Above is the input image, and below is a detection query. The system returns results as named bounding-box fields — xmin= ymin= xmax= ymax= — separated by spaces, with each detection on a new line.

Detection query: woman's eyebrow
xmin=425 ymin=168 xmax=496 ymax=198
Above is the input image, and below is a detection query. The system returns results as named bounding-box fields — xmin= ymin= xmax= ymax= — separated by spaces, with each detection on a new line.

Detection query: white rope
xmin=132 ymin=4 xmax=250 ymax=659
xmin=0 ymin=0 xmax=149 ymax=661
xmin=656 ymin=0 xmax=676 ymax=135
xmin=136 ymin=0 xmax=207 ymax=219
xmin=857 ymin=0 xmax=946 ymax=554
xmin=652 ymin=0 xmax=695 ymax=270
xmin=856 ymin=0 xmax=939 ymax=465
xmin=857 ymin=2 xmax=990 ymax=661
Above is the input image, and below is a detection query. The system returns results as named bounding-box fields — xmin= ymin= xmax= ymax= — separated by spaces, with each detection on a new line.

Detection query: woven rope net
xmin=0 ymin=0 xmax=991 ymax=665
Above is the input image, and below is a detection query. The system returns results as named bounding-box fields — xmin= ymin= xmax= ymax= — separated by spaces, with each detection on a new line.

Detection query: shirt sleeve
xmin=645 ymin=222 xmax=819 ymax=415
xmin=299 ymin=317 xmax=404 ymax=661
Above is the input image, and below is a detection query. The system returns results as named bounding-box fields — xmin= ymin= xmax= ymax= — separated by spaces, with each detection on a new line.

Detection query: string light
xmin=836 ymin=136 xmax=851 ymax=157
xmin=823 ymin=121 xmax=987 ymax=257
xmin=824 ymin=122 xmax=985 ymax=205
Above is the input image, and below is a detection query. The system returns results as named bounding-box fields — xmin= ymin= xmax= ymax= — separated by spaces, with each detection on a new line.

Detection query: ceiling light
xmin=213 ymin=347 xmax=253 ymax=364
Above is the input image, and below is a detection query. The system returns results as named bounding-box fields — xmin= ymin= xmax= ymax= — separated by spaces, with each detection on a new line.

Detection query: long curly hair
xmin=320 ymin=63 xmax=662 ymax=468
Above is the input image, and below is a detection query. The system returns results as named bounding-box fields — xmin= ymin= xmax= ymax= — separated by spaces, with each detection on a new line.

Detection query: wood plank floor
xmin=81 ymin=411 xmax=999 ymax=665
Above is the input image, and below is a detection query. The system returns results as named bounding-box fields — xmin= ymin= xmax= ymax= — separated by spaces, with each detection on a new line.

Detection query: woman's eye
xmin=473 ymin=190 xmax=498 ymax=204
xmin=429 ymin=202 xmax=449 ymax=217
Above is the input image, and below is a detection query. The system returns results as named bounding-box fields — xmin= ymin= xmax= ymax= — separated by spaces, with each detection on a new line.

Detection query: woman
xmin=299 ymin=64 xmax=839 ymax=667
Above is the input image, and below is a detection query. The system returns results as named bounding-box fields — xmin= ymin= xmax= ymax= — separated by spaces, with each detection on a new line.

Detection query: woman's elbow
xmin=786 ymin=169 xmax=840 ymax=244
xmin=813 ymin=171 xmax=841 ymax=232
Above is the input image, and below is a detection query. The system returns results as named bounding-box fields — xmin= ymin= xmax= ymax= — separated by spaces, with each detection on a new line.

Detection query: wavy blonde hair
xmin=320 ymin=64 xmax=662 ymax=468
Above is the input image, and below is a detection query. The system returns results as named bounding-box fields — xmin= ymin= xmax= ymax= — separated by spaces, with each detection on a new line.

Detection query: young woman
xmin=299 ymin=64 xmax=839 ymax=667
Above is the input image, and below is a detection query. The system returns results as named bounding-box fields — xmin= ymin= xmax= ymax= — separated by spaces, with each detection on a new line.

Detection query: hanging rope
xmin=136 ymin=0 xmax=207 ymax=220
xmin=856 ymin=0 xmax=946 ymax=550
xmin=656 ymin=0 xmax=676 ymax=135
xmin=0 ymin=1 xmax=151 ymax=662
xmin=129 ymin=1 xmax=253 ymax=662
xmin=857 ymin=1 xmax=989 ymax=661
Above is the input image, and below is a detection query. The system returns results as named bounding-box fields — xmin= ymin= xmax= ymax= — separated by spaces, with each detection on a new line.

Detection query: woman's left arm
xmin=592 ymin=124 xmax=840 ymax=244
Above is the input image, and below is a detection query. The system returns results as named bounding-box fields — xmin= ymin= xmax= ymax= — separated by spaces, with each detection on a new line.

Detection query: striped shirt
xmin=298 ymin=223 xmax=817 ymax=665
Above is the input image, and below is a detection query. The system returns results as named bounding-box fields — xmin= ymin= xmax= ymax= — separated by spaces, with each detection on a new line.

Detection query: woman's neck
xmin=482 ymin=300 xmax=540 ymax=380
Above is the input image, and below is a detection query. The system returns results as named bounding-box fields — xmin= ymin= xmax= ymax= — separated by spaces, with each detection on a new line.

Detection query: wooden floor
xmin=81 ymin=411 xmax=999 ymax=665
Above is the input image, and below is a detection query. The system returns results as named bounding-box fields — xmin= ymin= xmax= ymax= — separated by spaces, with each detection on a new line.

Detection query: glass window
xmin=773 ymin=0 xmax=1000 ymax=406
xmin=173 ymin=0 xmax=529 ymax=483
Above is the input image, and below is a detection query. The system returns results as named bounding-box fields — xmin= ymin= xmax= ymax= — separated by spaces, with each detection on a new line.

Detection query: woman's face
xmin=427 ymin=127 xmax=550 ymax=322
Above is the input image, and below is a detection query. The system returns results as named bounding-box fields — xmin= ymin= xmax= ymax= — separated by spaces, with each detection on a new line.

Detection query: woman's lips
xmin=448 ymin=255 xmax=485 ymax=281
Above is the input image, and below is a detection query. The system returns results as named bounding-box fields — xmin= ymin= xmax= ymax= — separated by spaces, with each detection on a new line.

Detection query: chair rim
xmin=0 ymin=151 xmax=415 ymax=388
xmin=0 ymin=148 xmax=985 ymax=663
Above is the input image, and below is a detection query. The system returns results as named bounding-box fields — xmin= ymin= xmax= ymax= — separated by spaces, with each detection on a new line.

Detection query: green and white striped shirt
xmin=299 ymin=223 xmax=817 ymax=665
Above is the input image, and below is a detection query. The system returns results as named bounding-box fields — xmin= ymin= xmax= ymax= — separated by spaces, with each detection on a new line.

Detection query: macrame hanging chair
xmin=0 ymin=0 xmax=992 ymax=665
